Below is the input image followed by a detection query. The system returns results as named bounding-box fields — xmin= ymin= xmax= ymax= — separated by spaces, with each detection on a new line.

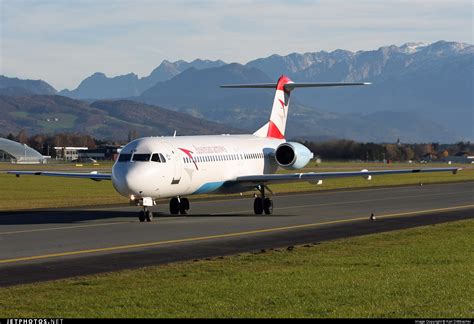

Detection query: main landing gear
xmin=170 ymin=197 xmax=190 ymax=215
xmin=253 ymin=185 xmax=273 ymax=215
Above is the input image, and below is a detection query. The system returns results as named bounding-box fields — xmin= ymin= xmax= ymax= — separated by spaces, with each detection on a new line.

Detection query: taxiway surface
xmin=0 ymin=181 xmax=472 ymax=286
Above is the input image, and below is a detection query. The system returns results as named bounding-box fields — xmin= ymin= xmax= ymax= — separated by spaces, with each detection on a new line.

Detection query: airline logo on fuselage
xmin=179 ymin=147 xmax=199 ymax=170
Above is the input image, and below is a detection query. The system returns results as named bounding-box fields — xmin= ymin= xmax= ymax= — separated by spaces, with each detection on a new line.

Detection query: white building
xmin=54 ymin=147 xmax=89 ymax=161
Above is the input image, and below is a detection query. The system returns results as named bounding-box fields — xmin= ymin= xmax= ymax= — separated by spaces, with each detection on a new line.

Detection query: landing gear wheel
xmin=138 ymin=210 xmax=146 ymax=222
xmin=145 ymin=210 xmax=153 ymax=222
xmin=254 ymin=197 xmax=264 ymax=215
xmin=170 ymin=197 xmax=180 ymax=215
xmin=263 ymin=198 xmax=273 ymax=215
xmin=179 ymin=198 xmax=190 ymax=215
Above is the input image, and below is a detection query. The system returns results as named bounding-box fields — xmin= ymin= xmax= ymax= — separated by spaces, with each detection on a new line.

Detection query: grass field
xmin=1 ymin=161 xmax=472 ymax=210
xmin=1 ymin=219 xmax=472 ymax=318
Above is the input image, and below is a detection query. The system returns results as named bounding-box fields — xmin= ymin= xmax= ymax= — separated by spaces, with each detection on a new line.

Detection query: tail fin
xmin=266 ymin=75 xmax=293 ymax=139
xmin=221 ymin=77 xmax=370 ymax=139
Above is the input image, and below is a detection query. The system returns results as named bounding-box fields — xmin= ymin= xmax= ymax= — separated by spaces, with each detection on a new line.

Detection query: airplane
xmin=8 ymin=75 xmax=461 ymax=222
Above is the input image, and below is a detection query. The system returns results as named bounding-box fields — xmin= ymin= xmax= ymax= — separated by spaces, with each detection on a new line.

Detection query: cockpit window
xmin=132 ymin=154 xmax=151 ymax=162
xmin=118 ymin=153 xmax=132 ymax=162
xmin=151 ymin=153 xmax=167 ymax=163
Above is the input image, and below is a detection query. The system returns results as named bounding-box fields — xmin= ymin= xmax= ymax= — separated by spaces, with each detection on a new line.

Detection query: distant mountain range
xmin=1 ymin=40 xmax=472 ymax=142
xmin=134 ymin=63 xmax=459 ymax=143
xmin=58 ymin=59 xmax=226 ymax=99
xmin=0 ymin=76 xmax=57 ymax=96
xmin=0 ymin=95 xmax=242 ymax=140
xmin=248 ymin=41 xmax=473 ymax=141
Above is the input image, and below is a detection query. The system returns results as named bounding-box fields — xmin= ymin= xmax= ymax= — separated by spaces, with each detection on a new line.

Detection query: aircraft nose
xmin=112 ymin=163 xmax=153 ymax=197
xmin=123 ymin=168 xmax=140 ymax=194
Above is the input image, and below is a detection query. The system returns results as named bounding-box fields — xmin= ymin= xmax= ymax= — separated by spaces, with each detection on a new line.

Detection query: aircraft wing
xmin=7 ymin=171 xmax=112 ymax=181
xmin=234 ymin=168 xmax=461 ymax=185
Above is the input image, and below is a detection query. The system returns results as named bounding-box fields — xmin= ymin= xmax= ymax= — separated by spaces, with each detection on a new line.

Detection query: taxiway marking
xmin=0 ymin=204 xmax=472 ymax=265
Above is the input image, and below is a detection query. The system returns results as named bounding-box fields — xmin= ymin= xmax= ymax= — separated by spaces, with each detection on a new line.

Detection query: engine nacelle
xmin=275 ymin=142 xmax=314 ymax=170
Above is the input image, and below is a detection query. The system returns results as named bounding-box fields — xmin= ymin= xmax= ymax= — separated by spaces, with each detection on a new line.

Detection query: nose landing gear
xmin=132 ymin=196 xmax=190 ymax=221
xmin=253 ymin=185 xmax=273 ymax=215
xmin=138 ymin=207 xmax=153 ymax=222
xmin=131 ymin=197 xmax=155 ymax=222
xmin=170 ymin=197 xmax=190 ymax=215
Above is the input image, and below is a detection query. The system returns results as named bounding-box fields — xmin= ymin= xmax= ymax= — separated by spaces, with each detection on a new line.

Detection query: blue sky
xmin=1 ymin=0 xmax=472 ymax=90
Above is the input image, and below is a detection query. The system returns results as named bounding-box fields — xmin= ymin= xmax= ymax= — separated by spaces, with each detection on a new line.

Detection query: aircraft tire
xmin=138 ymin=210 xmax=146 ymax=222
xmin=179 ymin=198 xmax=190 ymax=214
xmin=145 ymin=210 xmax=154 ymax=222
xmin=254 ymin=197 xmax=264 ymax=215
xmin=263 ymin=198 xmax=273 ymax=215
xmin=170 ymin=198 xmax=180 ymax=215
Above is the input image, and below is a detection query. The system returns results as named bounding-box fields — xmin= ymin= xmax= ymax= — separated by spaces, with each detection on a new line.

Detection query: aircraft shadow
xmin=0 ymin=210 xmax=289 ymax=225
xmin=180 ymin=213 xmax=294 ymax=218
xmin=0 ymin=210 xmax=136 ymax=225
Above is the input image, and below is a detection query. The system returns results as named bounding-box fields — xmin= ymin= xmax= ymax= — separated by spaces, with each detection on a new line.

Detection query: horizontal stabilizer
xmin=221 ymin=82 xmax=371 ymax=90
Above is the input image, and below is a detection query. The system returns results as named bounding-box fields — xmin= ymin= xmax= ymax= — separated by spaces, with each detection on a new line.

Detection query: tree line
xmin=1 ymin=131 xmax=472 ymax=161
xmin=301 ymin=139 xmax=472 ymax=162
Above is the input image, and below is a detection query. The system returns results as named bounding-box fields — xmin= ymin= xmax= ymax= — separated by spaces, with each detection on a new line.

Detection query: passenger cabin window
xmin=132 ymin=154 xmax=151 ymax=162
xmin=118 ymin=153 xmax=132 ymax=162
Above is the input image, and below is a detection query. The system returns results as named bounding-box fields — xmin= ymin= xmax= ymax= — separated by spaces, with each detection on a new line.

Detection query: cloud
xmin=1 ymin=0 xmax=472 ymax=89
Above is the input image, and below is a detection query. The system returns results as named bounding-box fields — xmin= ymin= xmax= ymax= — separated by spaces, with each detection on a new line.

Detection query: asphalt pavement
xmin=0 ymin=181 xmax=472 ymax=286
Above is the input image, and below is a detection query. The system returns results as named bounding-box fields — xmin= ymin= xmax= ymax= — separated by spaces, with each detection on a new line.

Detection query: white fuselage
xmin=112 ymin=135 xmax=285 ymax=199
